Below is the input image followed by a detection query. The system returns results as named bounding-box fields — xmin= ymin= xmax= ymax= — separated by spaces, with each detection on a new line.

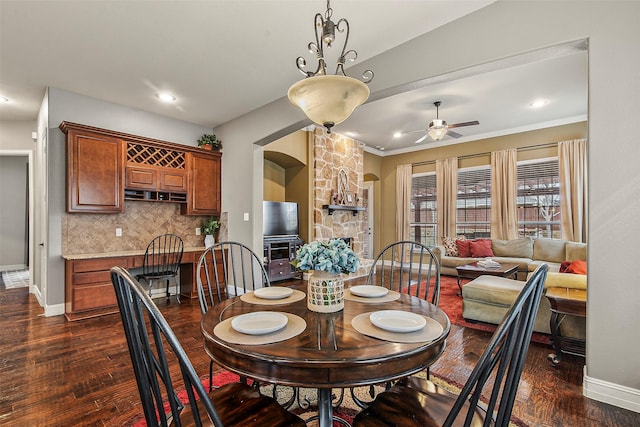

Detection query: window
xmin=410 ymin=173 xmax=437 ymax=246
xmin=517 ymin=159 xmax=560 ymax=239
xmin=456 ymin=167 xmax=491 ymax=239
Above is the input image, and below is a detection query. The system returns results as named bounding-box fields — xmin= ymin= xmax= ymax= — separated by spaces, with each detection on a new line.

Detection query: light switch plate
xmin=196 ymin=227 xmax=201 ymax=236
xmin=243 ymin=212 xmax=249 ymax=221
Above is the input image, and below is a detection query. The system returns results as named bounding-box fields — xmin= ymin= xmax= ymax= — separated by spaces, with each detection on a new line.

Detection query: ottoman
xmin=462 ymin=275 xmax=552 ymax=334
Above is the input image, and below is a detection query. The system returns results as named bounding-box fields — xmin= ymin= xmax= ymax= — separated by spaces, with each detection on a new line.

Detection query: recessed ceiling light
xmin=0 ymin=96 xmax=9 ymax=103
xmin=393 ymin=132 xmax=402 ymax=138
xmin=157 ymin=92 xmax=176 ymax=103
xmin=530 ymin=99 xmax=547 ymax=108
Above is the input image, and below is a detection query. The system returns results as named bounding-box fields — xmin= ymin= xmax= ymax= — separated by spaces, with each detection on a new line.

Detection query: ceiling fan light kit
xmin=407 ymin=101 xmax=480 ymax=143
xmin=288 ymin=0 xmax=373 ymax=133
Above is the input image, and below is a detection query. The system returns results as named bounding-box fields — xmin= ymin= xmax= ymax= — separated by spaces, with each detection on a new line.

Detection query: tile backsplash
xmin=62 ymin=201 xmax=227 ymax=254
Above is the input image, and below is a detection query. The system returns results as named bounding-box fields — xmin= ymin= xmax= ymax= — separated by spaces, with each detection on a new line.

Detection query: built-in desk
xmin=63 ymin=247 xmax=221 ymax=321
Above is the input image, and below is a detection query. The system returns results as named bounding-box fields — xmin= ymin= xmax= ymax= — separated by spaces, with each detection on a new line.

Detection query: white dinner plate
xmin=369 ymin=310 xmax=427 ymax=333
xmin=231 ymin=311 xmax=289 ymax=335
xmin=253 ymin=287 xmax=294 ymax=300
xmin=349 ymin=285 xmax=389 ymax=298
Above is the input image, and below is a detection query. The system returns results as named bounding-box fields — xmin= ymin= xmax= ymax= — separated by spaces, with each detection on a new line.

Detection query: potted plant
xmin=202 ymin=216 xmax=221 ymax=248
xmin=292 ymin=239 xmax=360 ymax=313
xmin=197 ymin=133 xmax=223 ymax=151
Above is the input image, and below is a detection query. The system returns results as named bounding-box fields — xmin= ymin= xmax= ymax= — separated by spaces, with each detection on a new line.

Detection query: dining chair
xmin=351 ymin=240 xmax=442 ymax=408
xmin=136 ymin=233 xmax=184 ymax=303
xmin=196 ymin=241 xmax=270 ymax=391
xmin=110 ymin=266 xmax=306 ymax=427
xmin=352 ymin=264 xmax=549 ymax=427
xmin=365 ymin=240 xmax=441 ymax=306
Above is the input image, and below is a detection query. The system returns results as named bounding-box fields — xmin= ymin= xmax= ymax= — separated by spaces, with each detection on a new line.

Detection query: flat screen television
xmin=263 ymin=201 xmax=299 ymax=237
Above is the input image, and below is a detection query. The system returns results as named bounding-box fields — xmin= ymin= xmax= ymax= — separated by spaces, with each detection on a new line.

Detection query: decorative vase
xmin=204 ymin=234 xmax=215 ymax=248
xmin=307 ymin=271 xmax=345 ymax=313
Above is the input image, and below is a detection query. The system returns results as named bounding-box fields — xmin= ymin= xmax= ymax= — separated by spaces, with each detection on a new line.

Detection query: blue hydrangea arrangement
xmin=292 ymin=239 xmax=360 ymax=274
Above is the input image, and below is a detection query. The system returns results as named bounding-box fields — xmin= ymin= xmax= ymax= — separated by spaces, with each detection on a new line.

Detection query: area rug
xmin=422 ymin=275 xmax=551 ymax=345
xmin=127 ymin=370 xmax=527 ymax=427
xmin=1 ymin=269 xmax=29 ymax=289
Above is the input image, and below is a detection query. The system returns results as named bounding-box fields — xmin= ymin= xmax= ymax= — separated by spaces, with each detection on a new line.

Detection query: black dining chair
xmin=110 ymin=266 xmax=306 ymax=427
xmin=351 ymin=240 xmax=441 ymax=408
xmin=196 ymin=241 xmax=270 ymax=314
xmin=196 ymin=241 xmax=270 ymax=391
xmin=365 ymin=240 xmax=441 ymax=306
xmin=136 ymin=233 xmax=184 ymax=303
xmin=352 ymin=264 xmax=549 ymax=427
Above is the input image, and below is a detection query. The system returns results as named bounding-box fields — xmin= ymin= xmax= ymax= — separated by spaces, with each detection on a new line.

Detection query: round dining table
xmin=200 ymin=282 xmax=450 ymax=427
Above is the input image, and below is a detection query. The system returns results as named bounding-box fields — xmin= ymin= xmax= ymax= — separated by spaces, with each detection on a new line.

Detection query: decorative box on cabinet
xmin=61 ymin=123 xmax=125 ymax=213
xmin=263 ymin=236 xmax=304 ymax=282
xmin=182 ymin=151 xmax=222 ymax=216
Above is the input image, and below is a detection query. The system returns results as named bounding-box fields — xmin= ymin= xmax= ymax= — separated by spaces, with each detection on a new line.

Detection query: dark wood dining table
xmin=200 ymin=282 xmax=450 ymax=427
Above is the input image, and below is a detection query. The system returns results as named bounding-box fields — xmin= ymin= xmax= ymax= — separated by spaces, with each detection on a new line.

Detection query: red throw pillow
xmin=470 ymin=239 xmax=494 ymax=257
xmin=565 ymin=260 xmax=587 ymax=275
xmin=456 ymin=239 xmax=472 ymax=257
xmin=559 ymin=261 xmax=572 ymax=273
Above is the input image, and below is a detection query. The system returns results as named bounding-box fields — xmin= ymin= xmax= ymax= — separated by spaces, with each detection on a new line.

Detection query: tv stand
xmin=263 ymin=236 xmax=304 ymax=282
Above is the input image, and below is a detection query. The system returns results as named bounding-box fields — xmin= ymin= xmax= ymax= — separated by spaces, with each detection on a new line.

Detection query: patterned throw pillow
xmin=442 ymin=235 xmax=465 ymax=257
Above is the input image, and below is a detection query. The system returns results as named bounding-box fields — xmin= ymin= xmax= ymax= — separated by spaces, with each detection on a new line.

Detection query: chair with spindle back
xmin=110 ymin=266 xmax=305 ymax=427
xmin=136 ymin=234 xmax=183 ymax=303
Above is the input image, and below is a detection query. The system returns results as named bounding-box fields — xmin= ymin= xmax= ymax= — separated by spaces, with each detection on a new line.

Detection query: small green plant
xmin=197 ymin=133 xmax=223 ymax=150
xmin=201 ymin=217 xmax=221 ymax=236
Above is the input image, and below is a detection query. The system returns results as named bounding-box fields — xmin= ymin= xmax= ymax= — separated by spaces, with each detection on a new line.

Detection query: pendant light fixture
xmin=287 ymin=0 xmax=374 ymax=133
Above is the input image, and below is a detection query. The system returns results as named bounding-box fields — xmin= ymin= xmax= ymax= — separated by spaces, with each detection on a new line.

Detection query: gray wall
xmin=0 ymin=156 xmax=28 ymax=269
xmin=214 ymin=0 xmax=640 ymax=410
xmin=45 ymin=88 xmax=212 ymax=307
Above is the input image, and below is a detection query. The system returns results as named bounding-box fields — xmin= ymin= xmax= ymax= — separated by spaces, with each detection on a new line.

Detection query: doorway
xmin=0 ymin=151 xmax=33 ymax=291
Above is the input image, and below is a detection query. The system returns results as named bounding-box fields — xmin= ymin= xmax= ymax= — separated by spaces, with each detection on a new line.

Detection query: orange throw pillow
xmin=565 ymin=259 xmax=587 ymax=275
xmin=470 ymin=239 xmax=494 ymax=258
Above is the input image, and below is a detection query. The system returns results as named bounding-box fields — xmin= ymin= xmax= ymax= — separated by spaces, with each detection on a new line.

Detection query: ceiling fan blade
xmin=448 ymin=120 xmax=479 ymax=129
xmin=414 ymin=134 xmax=429 ymax=144
xmin=447 ymin=130 xmax=463 ymax=138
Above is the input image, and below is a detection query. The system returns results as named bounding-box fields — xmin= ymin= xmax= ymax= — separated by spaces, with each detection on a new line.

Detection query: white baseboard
xmin=584 ymin=366 xmax=640 ymax=413
xmin=44 ymin=302 xmax=65 ymax=317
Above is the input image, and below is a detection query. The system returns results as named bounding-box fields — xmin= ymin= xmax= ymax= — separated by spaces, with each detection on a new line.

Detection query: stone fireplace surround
xmin=311 ymin=128 xmax=370 ymax=277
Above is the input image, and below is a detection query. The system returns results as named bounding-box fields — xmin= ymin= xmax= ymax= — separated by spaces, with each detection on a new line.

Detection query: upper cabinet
xmin=60 ymin=122 xmax=221 ymax=214
xmin=62 ymin=123 xmax=125 ymax=213
xmin=182 ymin=151 xmax=222 ymax=216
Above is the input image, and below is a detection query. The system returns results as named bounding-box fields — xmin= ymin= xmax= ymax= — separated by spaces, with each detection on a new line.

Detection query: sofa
xmin=434 ymin=237 xmax=587 ymax=337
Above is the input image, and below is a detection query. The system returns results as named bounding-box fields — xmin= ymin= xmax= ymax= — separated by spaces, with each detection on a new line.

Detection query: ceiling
xmin=0 ymin=1 xmax=586 ymax=154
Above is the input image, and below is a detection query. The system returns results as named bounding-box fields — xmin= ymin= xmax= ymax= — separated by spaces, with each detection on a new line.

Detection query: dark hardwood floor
xmin=1 ymin=280 xmax=638 ymax=426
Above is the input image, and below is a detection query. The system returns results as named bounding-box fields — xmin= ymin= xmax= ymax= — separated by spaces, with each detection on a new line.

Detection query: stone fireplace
xmin=311 ymin=128 xmax=369 ymax=275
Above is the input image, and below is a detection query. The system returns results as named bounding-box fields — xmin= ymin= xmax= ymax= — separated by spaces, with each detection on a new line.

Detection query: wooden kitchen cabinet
xmin=182 ymin=151 xmax=222 ymax=216
xmin=126 ymin=165 xmax=187 ymax=192
xmin=64 ymin=257 xmax=130 ymax=320
xmin=62 ymin=123 xmax=125 ymax=213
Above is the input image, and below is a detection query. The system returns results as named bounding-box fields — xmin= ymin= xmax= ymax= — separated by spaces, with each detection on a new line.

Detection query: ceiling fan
xmin=405 ymin=101 xmax=480 ymax=144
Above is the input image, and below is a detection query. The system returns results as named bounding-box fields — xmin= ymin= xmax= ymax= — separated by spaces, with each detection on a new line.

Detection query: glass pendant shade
xmin=288 ymin=75 xmax=370 ymax=132
xmin=427 ymin=119 xmax=448 ymax=141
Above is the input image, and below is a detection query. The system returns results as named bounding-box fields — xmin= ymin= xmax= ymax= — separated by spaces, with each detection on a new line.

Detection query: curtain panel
xmin=395 ymin=164 xmax=412 ymax=243
xmin=436 ymin=157 xmax=458 ymax=244
xmin=491 ymin=149 xmax=519 ymax=240
xmin=559 ymin=138 xmax=588 ymax=242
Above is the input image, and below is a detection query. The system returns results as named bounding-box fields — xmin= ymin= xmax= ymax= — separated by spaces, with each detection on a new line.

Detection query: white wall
xmin=215 ymin=0 xmax=640 ymax=411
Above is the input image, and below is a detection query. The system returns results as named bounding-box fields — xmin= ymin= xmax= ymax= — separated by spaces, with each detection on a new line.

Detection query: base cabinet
xmin=263 ymin=236 xmax=304 ymax=282
xmin=64 ymin=248 xmax=214 ymax=321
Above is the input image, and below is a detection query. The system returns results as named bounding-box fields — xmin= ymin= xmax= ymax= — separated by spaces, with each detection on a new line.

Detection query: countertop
xmin=62 ymin=247 xmax=208 ymax=260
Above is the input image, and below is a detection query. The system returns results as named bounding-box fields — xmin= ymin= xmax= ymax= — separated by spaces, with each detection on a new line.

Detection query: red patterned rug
xmin=431 ymin=275 xmax=551 ymax=345
xmin=126 ymin=370 xmax=527 ymax=427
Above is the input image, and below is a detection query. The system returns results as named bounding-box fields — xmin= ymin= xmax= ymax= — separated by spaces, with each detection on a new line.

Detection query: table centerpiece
xmin=292 ymin=239 xmax=360 ymax=313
